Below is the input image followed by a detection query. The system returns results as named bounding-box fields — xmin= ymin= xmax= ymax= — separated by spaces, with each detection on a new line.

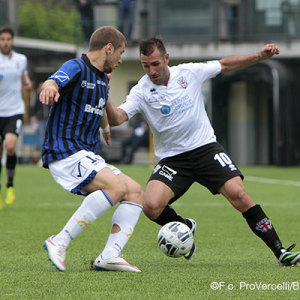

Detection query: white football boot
xmin=44 ymin=236 xmax=67 ymax=272
xmin=94 ymin=255 xmax=141 ymax=272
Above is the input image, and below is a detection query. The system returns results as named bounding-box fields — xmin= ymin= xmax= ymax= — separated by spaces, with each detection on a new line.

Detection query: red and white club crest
xmin=255 ymin=218 xmax=273 ymax=232
xmin=177 ymin=76 xmax=188 ymax=89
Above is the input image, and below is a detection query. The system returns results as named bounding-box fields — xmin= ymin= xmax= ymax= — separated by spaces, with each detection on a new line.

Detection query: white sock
xmin=101 ymin=202 xmax=142 ymax=260
xmin=53 ymin=190 xmax=114 ymax=246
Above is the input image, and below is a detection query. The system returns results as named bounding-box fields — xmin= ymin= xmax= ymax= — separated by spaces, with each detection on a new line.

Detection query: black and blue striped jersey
xmin=42 ymin=54 xmax=109 ymax=168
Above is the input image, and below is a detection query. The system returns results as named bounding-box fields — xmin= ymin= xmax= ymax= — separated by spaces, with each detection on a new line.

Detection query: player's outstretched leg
xmin=242 ymin=204 xmax=300 ymax=266
xmin=43 ymin=190 xmax=114 ymax=271
xmin=94 ymin=255 xmax=141 ymax=272
xmin=152 ymin=205 xmax=197 ymax=260
xmin=94 ymin=201 xmax=142 ymax=272
xmin=183 ymin=218 xmax=197 ymax=260
xmin=278 ymin=244 xmax=300 ymax=266
xmin=44 ymin=236 xmax=67 ymax=272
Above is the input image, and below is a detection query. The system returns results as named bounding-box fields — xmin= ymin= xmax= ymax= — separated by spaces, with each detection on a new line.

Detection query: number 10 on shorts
xmin=214 ymin=153 xmax=237 ymax=171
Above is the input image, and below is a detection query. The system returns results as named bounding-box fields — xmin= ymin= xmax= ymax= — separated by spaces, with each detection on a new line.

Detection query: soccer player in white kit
xmin=0 ymin=26 xmax=32 ymax=209
xmin=106 ymin=37 xmax=300 ymax=266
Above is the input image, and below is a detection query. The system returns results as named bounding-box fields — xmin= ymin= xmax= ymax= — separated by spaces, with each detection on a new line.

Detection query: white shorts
xmin=49 ymin=150 xmax=121 ymax=195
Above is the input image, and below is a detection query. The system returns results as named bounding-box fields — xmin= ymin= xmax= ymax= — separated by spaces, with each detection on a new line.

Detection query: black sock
xmin=153 ymin=205 xmax=189 ymax=227
xmin=243 ymin=204 xmax=283 ymax=258
xmin=6 ymin=154 xmax=16 ymax=188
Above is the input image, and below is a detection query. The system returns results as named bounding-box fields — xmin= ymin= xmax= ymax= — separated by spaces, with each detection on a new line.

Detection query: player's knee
xmin=231 ymin=188 xmax=253 ymax=212
xmin=143 ymin=199 xmax=163 ymax=220
xmin=106 ymin=180 xmax=127 ymax=203
xmin=124 ymin=182 xmax=144 ymax=206
xmin=5 ymin=145 xmax=15 ymax=155
xmin=235 ymin=187 xmax=248 ymax=201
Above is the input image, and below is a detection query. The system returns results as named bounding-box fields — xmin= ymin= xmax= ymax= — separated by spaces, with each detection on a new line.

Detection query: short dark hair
xmin=139 ymin=37 xmax=166 ymax=56
xmin=89 ymin=26 xmax=126 ymax=51
xmin=0 ymin=26 xmax=14 ymax=37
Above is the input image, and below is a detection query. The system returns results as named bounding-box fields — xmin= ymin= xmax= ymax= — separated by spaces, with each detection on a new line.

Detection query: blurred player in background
xmin=40 ymin=26 xmax=143 ymax=272
xmin=121 ymin=117 xmax=149 ymax=164
xmin=0 ymin=26 xmax=32 ymax=209
xmin=106 ymin=37 xmax=300 ymax=266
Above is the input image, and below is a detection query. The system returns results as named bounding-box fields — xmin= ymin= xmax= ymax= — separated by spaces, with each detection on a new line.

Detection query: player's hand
xmin=39 ymin=87 xmax=60 ymax=105
xmin=260 ymin=44 xmax=280 ymax=60
xmin=101 ymin=130 xmax=111 ymax=145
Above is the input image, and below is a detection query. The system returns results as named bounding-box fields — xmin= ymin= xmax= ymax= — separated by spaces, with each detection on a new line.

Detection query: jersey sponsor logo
xmin=153 ymin=164 xmax=161 ymax=174
xmin=85 ymin=104 xmax=104 ymax=116
xmin=177 ymin=76 xmax=188 ymax=89
xmin=85 ymin=104 xmax=104 ymax=115
xmin=96 ymin=80 xmax=107 ymax=86
xmin=159 ymin=165 xmax=177 ymax=181
xmin=81 ymin=80 xmax=96 ymax=89
xmin=171 ymin=95 xmax=193 ymax=115
xmin=52 ymin=70 xmax=70 ymax=82
xmin=160 ymin=105 xmax=171 ymax=115
xmin=255 ymin=218 xmax=273 ymax=232
xmin=84 ymin=97 xmax=105 ymax=116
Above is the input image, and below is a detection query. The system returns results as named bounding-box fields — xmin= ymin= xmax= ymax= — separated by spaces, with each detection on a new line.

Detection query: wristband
xmin=100 ymin=124 xmax=110 ymax=133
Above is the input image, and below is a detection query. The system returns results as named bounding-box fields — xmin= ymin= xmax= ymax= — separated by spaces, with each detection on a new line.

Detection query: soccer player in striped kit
xmin=40 ymin=26 xmax=143 ymax=272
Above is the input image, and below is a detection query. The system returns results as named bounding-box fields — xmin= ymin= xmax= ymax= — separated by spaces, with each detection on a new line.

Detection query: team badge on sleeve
xmin=52 ymin=71 xmax=70 ymax=83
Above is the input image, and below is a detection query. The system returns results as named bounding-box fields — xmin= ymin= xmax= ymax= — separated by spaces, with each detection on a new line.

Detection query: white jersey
xmin=119 ymin=60 xmax=222 ymax=160
xmin=0 ymin=50 xmax=28 ymax=117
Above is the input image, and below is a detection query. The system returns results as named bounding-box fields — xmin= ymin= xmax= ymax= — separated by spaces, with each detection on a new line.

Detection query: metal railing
xmin=2 ymin=0 xmax=300 ymax=45
xmin=94 ymin=0 xmax=300 ymax=43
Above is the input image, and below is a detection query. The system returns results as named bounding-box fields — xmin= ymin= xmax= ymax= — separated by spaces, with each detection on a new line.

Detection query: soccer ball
xmin=157 ymin=221 xmax=194 ymax=258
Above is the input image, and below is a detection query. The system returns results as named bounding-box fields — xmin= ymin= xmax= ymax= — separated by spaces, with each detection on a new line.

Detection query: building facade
xmin=1 ymin=0 xmax=300 ymax=165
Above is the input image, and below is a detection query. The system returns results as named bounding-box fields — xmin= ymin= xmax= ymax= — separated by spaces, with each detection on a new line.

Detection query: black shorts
xmin=148 ymin=142 xmax=243 ymax=203
xmin=0 ymin=114 xmax=23 ymax=143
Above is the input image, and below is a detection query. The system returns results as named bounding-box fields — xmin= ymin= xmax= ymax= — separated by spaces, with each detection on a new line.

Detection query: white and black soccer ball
xmin=157 ymin=221 xmax=194 ymax=258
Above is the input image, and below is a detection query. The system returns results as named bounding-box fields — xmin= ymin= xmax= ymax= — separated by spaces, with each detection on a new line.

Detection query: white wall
xmin=109 ymin=60 xmax=145 ymax=106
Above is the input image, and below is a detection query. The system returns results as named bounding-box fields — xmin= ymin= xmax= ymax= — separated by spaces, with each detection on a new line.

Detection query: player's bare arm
xmin=39 ymin=79 xmax=60 ymax=105
xmin=105 ymin=98 xmax=128 ymax=126
xmin=220 ymin=43 xmax=280 ymax=73
xmin=100 ymin=110 xmax=111 ymax=145
xmin=22 ymin=74 xmax=33 ymax=91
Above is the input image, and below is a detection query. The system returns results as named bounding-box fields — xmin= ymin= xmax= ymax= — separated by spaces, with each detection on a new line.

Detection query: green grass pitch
xmin=0 ymin=164 xmax=300 ymax=299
